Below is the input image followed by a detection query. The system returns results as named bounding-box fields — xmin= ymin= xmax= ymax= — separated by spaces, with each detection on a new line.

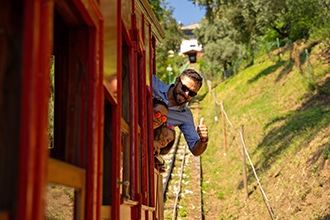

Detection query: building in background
xmin=179 ymin=23 xmax=203 ymax=63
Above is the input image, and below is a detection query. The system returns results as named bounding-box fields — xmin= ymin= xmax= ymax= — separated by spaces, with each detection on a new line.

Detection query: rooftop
xmin=181 ymin=23 xmax=200 ymax=30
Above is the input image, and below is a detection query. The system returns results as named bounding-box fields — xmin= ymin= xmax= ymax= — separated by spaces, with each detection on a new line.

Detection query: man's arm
xmin=190 ymin=140 xmax=208 ymax=156
xmin=191 ymin=118 xmax=208 ymax=156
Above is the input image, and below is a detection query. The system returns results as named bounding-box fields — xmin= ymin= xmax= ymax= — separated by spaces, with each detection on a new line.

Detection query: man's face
xmin=173 ymin=75 xmax=200 ymax=105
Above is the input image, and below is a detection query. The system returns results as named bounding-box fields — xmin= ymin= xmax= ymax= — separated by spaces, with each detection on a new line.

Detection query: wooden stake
xmin=241 ymin=125 xmax=248 ymax=199
xmin=220 ymin=101 xmax=227 ymax=154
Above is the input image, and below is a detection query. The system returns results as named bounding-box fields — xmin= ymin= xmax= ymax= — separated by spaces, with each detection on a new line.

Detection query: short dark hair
xmin=153 ymin=96 xmax=168 ymax=110
xmin=180 ymin=69 xmax=203 ymax=87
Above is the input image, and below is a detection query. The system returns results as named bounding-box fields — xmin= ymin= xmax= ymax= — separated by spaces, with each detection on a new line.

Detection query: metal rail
xmin=172 ymin=143 xmax=186 ymax=220
xmin=163 ymin=131 xmax=182 ymax=197
xmin=162 ymin=131 xmax=195 ymax=220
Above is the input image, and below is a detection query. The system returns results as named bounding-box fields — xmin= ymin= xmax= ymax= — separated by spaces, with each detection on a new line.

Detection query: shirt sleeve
xmin=177 ymin=109 xmax=199 ymax=150
xmin=152 ymin=74 xmax=169 ymax=103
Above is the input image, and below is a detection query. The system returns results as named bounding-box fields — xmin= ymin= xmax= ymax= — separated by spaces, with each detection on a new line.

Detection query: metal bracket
xmin=117 ymin=180 xmax=130 ymax=199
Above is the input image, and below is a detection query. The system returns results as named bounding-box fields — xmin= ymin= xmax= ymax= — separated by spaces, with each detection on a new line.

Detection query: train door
xmin=47 ymin=1 xmax=103 ymax=220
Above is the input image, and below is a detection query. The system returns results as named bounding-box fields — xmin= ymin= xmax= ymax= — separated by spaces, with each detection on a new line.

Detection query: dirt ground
xmin=45 ymin=184 xmax=74 ymax=220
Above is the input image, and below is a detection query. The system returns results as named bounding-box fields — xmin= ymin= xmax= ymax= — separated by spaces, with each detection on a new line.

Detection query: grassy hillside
xmin=197 ymin=42 xmax=330 ymax=219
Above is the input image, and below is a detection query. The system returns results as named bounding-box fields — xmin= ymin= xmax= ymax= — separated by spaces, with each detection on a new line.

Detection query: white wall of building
xmin=179 ymin=39 xmax=202 ymax=55
xmin=179 ymin=23 xmax=203 ymax=55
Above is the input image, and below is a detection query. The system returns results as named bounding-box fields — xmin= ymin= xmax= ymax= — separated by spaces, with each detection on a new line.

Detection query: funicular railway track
xmin=161 ymin=99 xmax=203 ymax=220
xmin=162 ymin=131 xmax=188 ymax=219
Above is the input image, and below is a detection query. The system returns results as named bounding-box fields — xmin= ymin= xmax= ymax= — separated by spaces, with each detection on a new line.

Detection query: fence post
xmin=220 ymin=101 xmax=227 ymax=155
xmin=241 ymin=125 xmax=248 ymax=199
xmin=207 ymin=80 xmax=212 ymax=103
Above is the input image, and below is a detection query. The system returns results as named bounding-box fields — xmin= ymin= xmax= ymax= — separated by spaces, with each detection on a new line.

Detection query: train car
xmin=0 ymin=0 xmax=165 ymax=219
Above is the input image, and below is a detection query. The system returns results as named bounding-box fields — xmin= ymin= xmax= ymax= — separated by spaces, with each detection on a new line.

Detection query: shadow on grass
xmin=248 ymin=61 xmax=285 ymax=84
xmin=319 ymin=214 xmax=330 ymax=220
xmin=252 ymin=76 xmax=330 ymax=172
xmin=275 ymin=60 xmax=294 ymax=82
xmin=236 ymin=77 xmax=330 ymax=195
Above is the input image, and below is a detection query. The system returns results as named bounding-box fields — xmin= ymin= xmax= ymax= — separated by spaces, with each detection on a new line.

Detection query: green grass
xmin=197 ymin=41 xmax=330 ymax=219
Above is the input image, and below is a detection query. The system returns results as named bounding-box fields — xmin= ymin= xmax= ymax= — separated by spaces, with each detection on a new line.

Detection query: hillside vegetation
xmin=197 ymin=41 xmax=330 ymax=219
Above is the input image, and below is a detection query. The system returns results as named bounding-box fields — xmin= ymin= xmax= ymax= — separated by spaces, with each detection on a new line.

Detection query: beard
xmin=173 ymin=84 xmax=188 ymax=105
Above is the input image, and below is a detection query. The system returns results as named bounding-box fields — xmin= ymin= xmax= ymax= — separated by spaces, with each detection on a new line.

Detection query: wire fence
xmin=200 ymin=37 xmax=330 ymax=219
xmin=211 ymin=89 xmax=278 ymax=220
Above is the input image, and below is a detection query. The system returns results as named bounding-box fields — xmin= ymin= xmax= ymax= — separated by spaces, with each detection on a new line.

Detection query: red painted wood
xmin=73 ymin=0 xmax=100 ymax=27
xmin=110 ymin=1 xmax=122 ymax=220
xmin=129 ymin=10 xmax=141 ymax=218
xmin=95 ymin=7 xmax=104 ymax=220
xmin=149 ymin=36 xmax=157 ymax=210
xmin=34 ymin=3 xmax=54 ymax=219
xmin=130 ymin=43 xmax=139 ymax=219
xmin=86 ymin=29 xmax=98 ymax=220
xmin=72 ymin=1 xmax=103 ymax=219
xmin=140 ymin=51 xmax=149 ymax=206
xmin=18 ymin=1 xmax=53 ymax=219
xmin=12 ymin=1 xmax=162 ymax=220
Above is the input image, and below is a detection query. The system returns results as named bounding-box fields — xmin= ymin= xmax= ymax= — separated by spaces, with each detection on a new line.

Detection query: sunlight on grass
xmin=198 ymin=42 xmax=330 ymax=219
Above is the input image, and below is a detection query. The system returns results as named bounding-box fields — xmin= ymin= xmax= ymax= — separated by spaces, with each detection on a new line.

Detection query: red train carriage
xmin=0 ymin=0 xmax=165 ymax=219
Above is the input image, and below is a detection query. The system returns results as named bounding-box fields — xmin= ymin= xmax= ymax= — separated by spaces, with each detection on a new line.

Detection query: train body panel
xmin=0 ymin=0 xmax=164 ymax=219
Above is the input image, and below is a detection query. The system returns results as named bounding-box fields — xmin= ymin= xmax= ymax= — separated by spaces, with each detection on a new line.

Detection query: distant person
xmin=153 ymin=96 xmax=168 ymax=129
xmin=154 ymin=123 xmax=176 ymax=156
xmin=152 ymin=69 xmax=208 ymax=156
xmin=106 ymin=73 xmax=118 ymax=99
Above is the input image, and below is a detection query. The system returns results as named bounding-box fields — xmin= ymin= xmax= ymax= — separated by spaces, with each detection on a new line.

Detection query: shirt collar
xmin=160 ymin=84 xmax=171 ymax=103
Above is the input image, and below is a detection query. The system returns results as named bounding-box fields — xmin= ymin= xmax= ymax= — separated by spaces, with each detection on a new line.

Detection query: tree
xmin=253 ymin=0 xmax=328 ymax=41
xmin=192 ymin=0 xmax=330 ymax=80
xmin=195 ymin=17 xmax=245 ymax=79
xmin=148 ymin=0 xmax=184 ymax=81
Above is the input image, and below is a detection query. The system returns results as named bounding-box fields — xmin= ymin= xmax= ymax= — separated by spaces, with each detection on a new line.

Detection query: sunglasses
xmin=178 ymin=78 xmax=197 ymax=97
xmin=154 ymin=111 xmax=167 ymax=123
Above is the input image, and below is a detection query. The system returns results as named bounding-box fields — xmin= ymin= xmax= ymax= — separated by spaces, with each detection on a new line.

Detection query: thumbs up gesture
xmin=197 ymin=117 xmax=208 ymax=143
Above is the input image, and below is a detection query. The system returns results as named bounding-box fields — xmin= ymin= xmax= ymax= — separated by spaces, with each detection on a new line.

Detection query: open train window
xmin=48 ymin=55 xmax=55 ymax=150
xmin=121 ymin=38 xmax=131 ymax=199
xmin=50 ymin=9 xmax=70 ymax=161
xmin=0 ymin=3 xmax=23 ymax=212
xmin=46 ymin=7 xmax=91 ymax=219
xmin=50 ymin=8 xmax=91 ymax=164
xmin=102 ymin=99 xmax=113 ymax=204
xmin=137 ymin=54 xmax=144 ymax=201
xmin=102 ymin=0 xmax=118 ymax=103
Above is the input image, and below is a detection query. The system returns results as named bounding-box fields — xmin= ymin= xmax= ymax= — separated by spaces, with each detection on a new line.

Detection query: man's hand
xmin=197 ymin=117 xmax=208 ymax=143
